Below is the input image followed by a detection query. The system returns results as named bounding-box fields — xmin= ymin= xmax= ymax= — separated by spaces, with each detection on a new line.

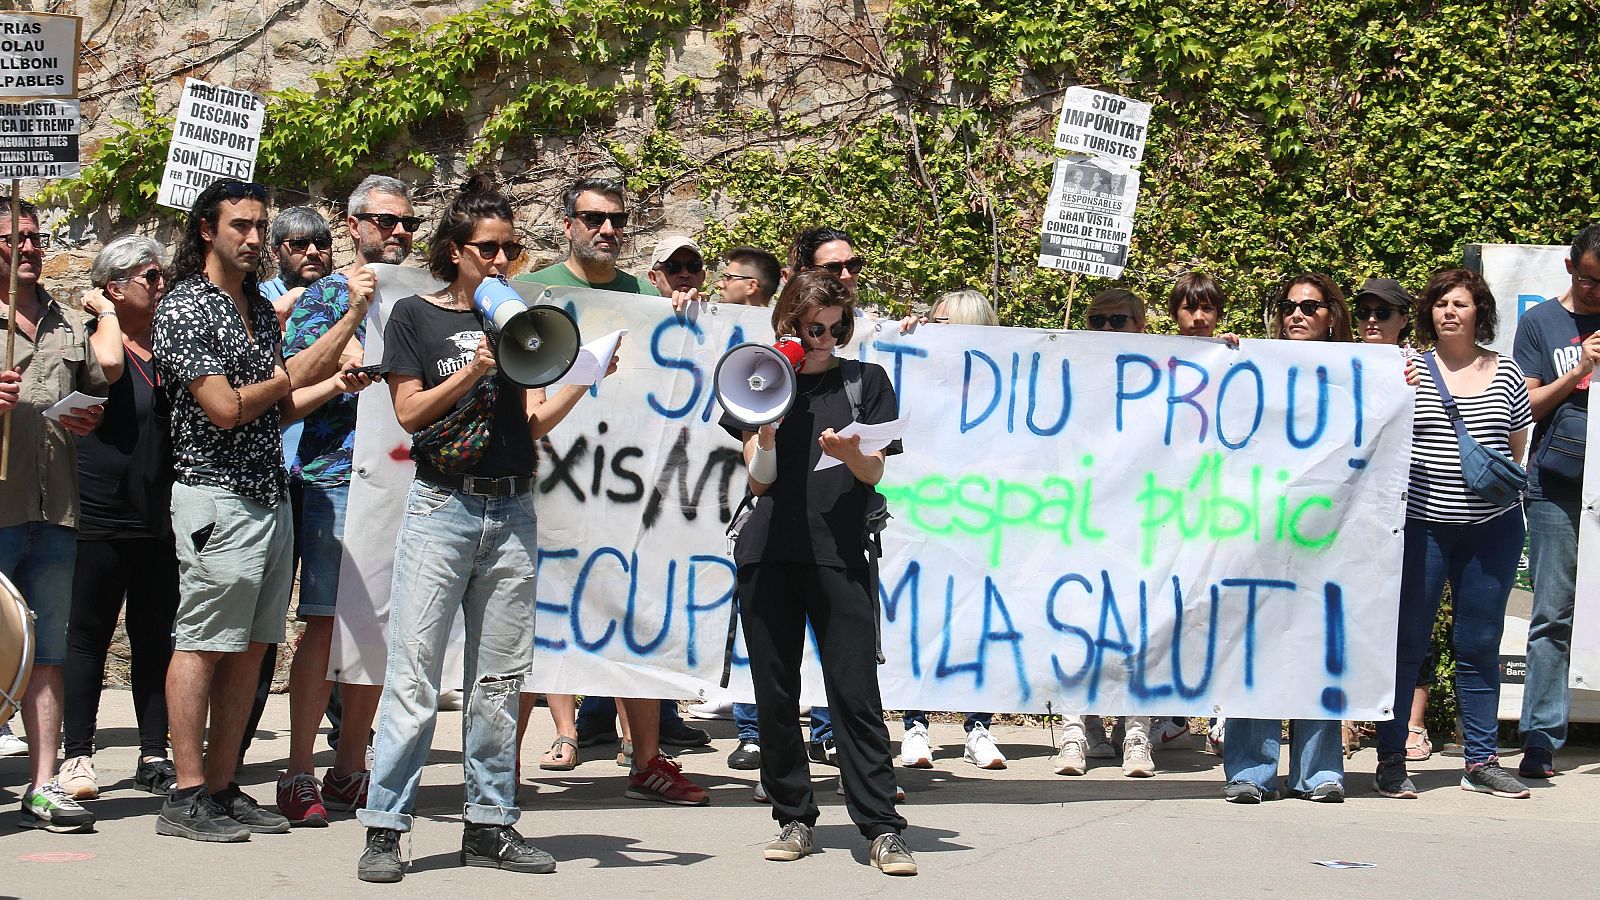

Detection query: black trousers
xmin=738 ymin=562 xmax=906 ymax=839
xmin=63 ymin=536 xmax=180 ymax=759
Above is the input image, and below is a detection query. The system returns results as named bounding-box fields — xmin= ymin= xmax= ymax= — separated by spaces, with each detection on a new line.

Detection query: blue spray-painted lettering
xmin=1219 ymin=578 xmax=1296 ymax=688
xmin=1321 ymin=582 xmax=1347 ymax=713
xmin=1172 ymin=579 xmax=1220 ymax=699
xmin=1133 ymin=579 xmax=1174 ymax=701
xmin=1090 ymin=570 xmax=1133 ymax=703
xmin=648 ymin=317 xmax=705 ymax=419
xmin=1026 ymin=353 xmax=1071 ymax=436
xmin=873 ymin=340 xmax=928 ymax=407
xmin=1165 ymin=357 xmax=1211 ymax=445
xmin=1350 ymin=359 xmax=1364 ymax=448
xmin=533 ymin=547 xmax=579 ymax=650
xmin=934 ymin=576 xmax=1031 ymax=703
xmin=622 ymin=553 xmax=670 ymax=656
xmin=880 ymin=561 xmax=922 ymax=678
xmin=1046 ymin=574 xmax=1096 ymax=688
xmin=1216 ymin=361 xmax=1264 ymax=449
xmin=684 ymin=554 xmax=736 ymax=669
xmin=961 ymin=350 xmax=1002 ymax=433
xmin=571 ymin=547 xmax=625 ymax=652
xmin=1115 ymin=354 xmax=1161 ymax=433
xmin=1285 ymin=365 xmax=1330 ymax=449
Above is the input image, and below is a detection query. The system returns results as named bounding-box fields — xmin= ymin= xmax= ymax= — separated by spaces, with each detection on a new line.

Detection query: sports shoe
xmin=156 ymin=786 xmax=250 ymax=842
xmin=59 ymin=755 xmax=99 ymax=800
xmin=19 ymin=781 xmax=95 ymax=833
xmin=1151 ymin=717 xmax=1190 ymax=748
xmin=1374 ymin=753 xmax=1417 ymax=799
xmin=1206 ymin=717 xmax=1226 ymax=755
xmin=576 ymin=723 xmax=619 ymax=747
xmin=753 ymin=781 xmax=769 ymax=803
xmin=322 ymin=768 xmax=370 ymax=811
xmin=686 ymin=699 xmax=733 ymax=720
xmin=1086 ymin=733 xmax=1117 ymax=760
xmin=1462 ymin=758 xmax=1531 ymax=798
xmin=213 ymin=783 xmax=291 ymax=833
xmin=659 ymin=717 xmax=712 ymax=748
xmin=357 ymin=827 xmax=404 ymax=883
xmin=1222 ymin=781 xmax=1277 ymax=804
xmin=1305 ymin=781 xmax=1345 ymax=803
xmin=135 ymin=757 xmax=178 ymax=794
xmin=1517 ymin=746 xmax=1555 ymax=780
xmin=462 ymin=824 xmax=557 ymax=873
xmin=869 ymin=833 xmax=917 ymax=876
xmin=963 ymin=723 xmax=1007 ymax=769
xmin=1121 ymin=736 xmax=1155 ymax=777
xmin=808 ymin=739 xmax=838 ymax=766
xmin=900 ymin=722 xmax=934 ymax=768
xmin=1053 ymin=739 xmax=1088 ymax=776
xmin=276 ymin=772 xmax=328 ymax=827
xmin=764 ymin=821 xmax=814 ymax=861
xmin=835 ymin=780 xmax=905 ymax=801
xmin=728 ymin=740 xmax=762 ymax=770
xmin=625 ymin=753 xmax=710 ymax=806
xmin=0 ymin=722 xmax=25 ymax=756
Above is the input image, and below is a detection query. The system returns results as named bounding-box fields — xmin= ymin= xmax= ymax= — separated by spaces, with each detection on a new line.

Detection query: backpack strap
xmin=842 ymin=358 xmax=865 ymax=423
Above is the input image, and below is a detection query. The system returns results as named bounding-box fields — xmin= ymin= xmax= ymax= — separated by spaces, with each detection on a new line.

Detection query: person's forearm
xmin=284 ymin=311 xmax=362 ymax=388
xmin=89 ymin=316 xmax=124 ymax=384
xmin=1529 ymin=369 xmax=1586 ymax=421
xmin=281 ymin=373 xmax=348 ymax=425
xmin=528 ymin=384 xmax=588 ymax=440
xmin=393 ymin=367 xmax=482 ymax=433
xmin=841 ymin=451 xmax=885 ymax=485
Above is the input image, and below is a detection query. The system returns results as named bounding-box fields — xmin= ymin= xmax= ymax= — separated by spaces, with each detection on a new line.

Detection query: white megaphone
xmin=713 ymin=337 xmax=807 ymax=428
xmin=472 ymin=276 xmax=583 ymax=387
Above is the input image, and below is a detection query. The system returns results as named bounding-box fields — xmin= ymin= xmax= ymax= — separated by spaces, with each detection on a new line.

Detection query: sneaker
xmin=625 ymin=753 xmax=710 ymax=806
xmin=1374 ymin=753 xmax=1417 ymax=799
xmin=1222 ymin=781 xmax=1277 ymax=804
xmin=135 ymin=757 xmax=178 ymax=795
xmin=1518 ymin=746 xmax=1555 ymax=780
xmin=900 ymin=722 xmax=934 ymax=768
xmin=576 ymin=724 xmax=619 ymax=748
xmin=1053 ymin=739 xmax=1088 ymax=776
xmin=728 ymin=740 xmax=762 ymax=770
xmin=659 ymin=717 xmax=712 ymax=748
xmin=357 ymin=827 xmax=405 ymax=883
xmin=808 ymin=739 xmax=838 ymax=766
xmin=19 ymin=781 xmax=95 ymax=833
xmin=1305 ymin=781 xmax=1345 ymax=803
xmin=1151 ymin=717 xmax=1189 ymax=748
xmin=835 ymin=780 xmax=905 ymax=801
xmin=1121 ymin=736 xmax=1155 ymax=777
xmin=1462 ymin=758 xmax=1531 ymax=799
xmin=276 ymin=772 xmax=328 ymax=827
xmin=322 ymin=768 xmax=370 ymax=811
xmin=156 ymin=786 xmax=250 ymax=842
xmin=213 ymin=783 xmax=291 ymax=833
xmin=868 ymin=833 xmax=917 ymax=876
xmin=58 ymin=755 xmax=99 ymax=800
xmin=1086 ymin=734 xmax=1117 ymax=759
xmin=753 ymin=781 xmax=769 ymax=803
xmin=461 ymin=824 xmax=557 ymax=873
xmin=686 ymin=700 xmax=733 ymax=720
xmin=764 ymin=821 xmax=814 ymax=861
xmin=963 ymin=723 xmax=1007 ymax=770
xmin=617 ymin=739 xmax=633 ymax=768
xmin=1206 ymin=718 xmax=1226 ymax=756
xmin=0 ymin=723 xmax=26 ymax=756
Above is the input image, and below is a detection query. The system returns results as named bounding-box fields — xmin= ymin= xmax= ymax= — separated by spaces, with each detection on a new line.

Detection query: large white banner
xmin=1564 ymin=393 xmax=1600 ymax=688
xmin=1471 ymin=242 xmax=1571 ymax=356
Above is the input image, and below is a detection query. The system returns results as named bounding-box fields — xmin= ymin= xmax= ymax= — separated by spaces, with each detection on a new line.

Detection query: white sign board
xmin=1562 ymin=372 xmax=1600 ymax=689
xmin=156 ymin=79 xmax=265 ymax=212
xmin=1053 ymin=86 xmax=1152 ymax=165
xmin=1046 ymin=154 xmax=1140 ymax=219
xmin=1038 ymin=205 xmax=1134 ymax=279
xmin=0 ymin=99 xmax=78 ymax=179
xmin=1472 ymin=243 xmax=1572 ymax=356
xmin=339 ymin=276 xmax=1414 ymax=719
xmin=0 ymin=12 xmax=80 ymax=99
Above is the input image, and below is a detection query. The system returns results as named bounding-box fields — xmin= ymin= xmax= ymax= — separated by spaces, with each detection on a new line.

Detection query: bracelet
xmin=231 ymin=386 xmax=243 ymax=429
xmin=96 ymin=310 xmax=117 ymax=319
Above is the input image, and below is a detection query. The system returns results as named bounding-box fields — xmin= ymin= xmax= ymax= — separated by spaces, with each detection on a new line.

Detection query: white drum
xmin=0 ymin=570 xmax=34 ymax=727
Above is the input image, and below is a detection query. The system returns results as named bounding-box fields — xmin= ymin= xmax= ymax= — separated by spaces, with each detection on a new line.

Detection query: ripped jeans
xmin=358 ymin=481 xmax=539 ymax=833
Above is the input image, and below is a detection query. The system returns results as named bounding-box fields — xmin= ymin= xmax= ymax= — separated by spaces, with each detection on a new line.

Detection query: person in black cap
xmin=1353 ymin=277 xmax=1413 ymax=347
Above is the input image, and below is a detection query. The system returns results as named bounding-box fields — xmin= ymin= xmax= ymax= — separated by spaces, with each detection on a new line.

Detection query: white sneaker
xmin=686 ymin=700 xmax=733 ymax=720
xmin=836 ymin=779 xmax=906 ymax=801
xmin=1151 ymin=717 xmax=1189 ymax=748
xmin=1086 ymin=734 xmax=1118 ymax=759
xmin=1207 ymin=717 xmax=1227 ymax=755
xmin=0 ymin=723 xmax=26 ymax=757
xmin=900 ymin=722 xmax=933 ymax=768
xmin=962 ymin=724 xmax=1007 ymax=770
xmin=1054 ymin=739 xmax=1088 ymax=776
xmin=1122 ymin=737 xmax=1155 ymax=777
xmin=58 ymin=755 xmax=98 ymax=800
xmin=753 ymin=781 xmax=769 ymax=803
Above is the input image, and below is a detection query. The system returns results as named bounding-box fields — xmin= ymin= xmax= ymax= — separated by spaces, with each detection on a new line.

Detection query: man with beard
xmin=520 ymin=177 xmax=658 ymax=295
xmin=260 ymin=207 xmax=333 ymax=327
xmin=274 ymin=175 xmax=410 ymax=827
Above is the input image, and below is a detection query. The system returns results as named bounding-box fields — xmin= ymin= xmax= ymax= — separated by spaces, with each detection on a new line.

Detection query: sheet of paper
xmin=1311 ymin=860 xmax=1376 ymax=869
xmin=43 ymin=391 xmax=106 ymax=421
xmin=814 ymin=415 xmax=909 ymax=471
xmin=551 ymin=328 xmax=627 ymax=386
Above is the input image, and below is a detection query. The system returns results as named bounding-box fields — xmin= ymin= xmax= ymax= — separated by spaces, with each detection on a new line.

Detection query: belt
xmin=419 ymin=473 xmax=534 ymax=497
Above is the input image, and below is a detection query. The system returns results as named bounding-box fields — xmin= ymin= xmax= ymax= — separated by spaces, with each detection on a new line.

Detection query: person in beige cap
xmin=647 ymin=235 xmax=707 ymax=302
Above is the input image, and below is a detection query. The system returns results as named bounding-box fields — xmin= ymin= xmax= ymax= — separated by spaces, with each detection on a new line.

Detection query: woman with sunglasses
xmin=721 ymin=271 xmax=916 ymax=876
xmin=356 ymin=175 xmax=615 ymax=883
xmin=789 ymin=226 xmax=865 ymax=294
xmin=1272 ymin=272 xmax=1353 ymax=342
xmin=1079 ymin=287 xmax=1145 ymax=333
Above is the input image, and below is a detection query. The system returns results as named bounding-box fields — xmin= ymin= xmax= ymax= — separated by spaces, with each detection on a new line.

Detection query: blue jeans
xmin=1520 ymin=496 xmax=1582 ymax=752
xmin=0 ymin=522 xmax=76 ymax=665
xmin=1379 ymin=509 xmax=1522 ymax=763
xmin=902 ymin=711 xmax=993 ymax=731
xmin=357 ymin=482 xmax=538 ymax=833
xmin=729 ymin=704 xmax=832 ymax=744
xmin=1223 ymin=718 xmax=1343 ymax=794
xmin=293 ymin=481 xmax=348 ymax=618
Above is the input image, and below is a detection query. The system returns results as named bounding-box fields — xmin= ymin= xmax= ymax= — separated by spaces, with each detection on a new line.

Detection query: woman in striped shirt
xmin=1375 ymin=269 xmax=1532 ymax=800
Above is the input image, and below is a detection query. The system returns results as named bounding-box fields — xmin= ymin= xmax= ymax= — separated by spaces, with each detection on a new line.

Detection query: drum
xmin=0 ymin=570 xmax=34 ymax=727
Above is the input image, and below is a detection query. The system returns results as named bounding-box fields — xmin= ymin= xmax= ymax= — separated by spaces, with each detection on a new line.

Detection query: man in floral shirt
xmin=275 ymin=175 xmax=415 ymax=827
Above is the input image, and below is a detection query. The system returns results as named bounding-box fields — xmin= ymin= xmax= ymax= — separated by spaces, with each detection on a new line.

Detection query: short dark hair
xmin=772 ymin=270 xmax=855 ymax=346
xmin=723 ymin=245 xmax=781 ymax=300
xmin=1273 ymin=272 xmax=1352 ymax=342
xmin=0 ymin=196 xmax=39 ymax=223
xmin=1571 ymin=224 xmax=1600 ymax=265
xmin=788 ymin=227 xmax=853 ymax=272
xmin=172 ymin=179 xmax=270 ymax=285
xmin=1414 ymin=268 xmax=1499 ymax=344
xmin=1166 ymin=272 xmax=1226 ymax=319
xmin=427 ymin=173 xmax=514 ymax=283
xmin=561 ymin=177 xmax=626 ymax=218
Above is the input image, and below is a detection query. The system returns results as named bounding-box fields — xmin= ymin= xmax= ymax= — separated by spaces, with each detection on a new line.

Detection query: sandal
xmin=1341 ymin=721 xmax=1361 ymax=759
xmin=539 ymin=735 xmax=579 ymax=771
xmin=1405 ymin=726 xmax=1432 ymax=762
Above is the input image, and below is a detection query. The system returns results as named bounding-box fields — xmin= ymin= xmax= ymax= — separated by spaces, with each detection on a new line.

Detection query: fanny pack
xmin=1423 ymin=351 xmax=1527 ymax=507
xmin=1531 ymin=403 xmax=1587 ymax=487
xmin=411 ymin=375 xmax=498 ymax=474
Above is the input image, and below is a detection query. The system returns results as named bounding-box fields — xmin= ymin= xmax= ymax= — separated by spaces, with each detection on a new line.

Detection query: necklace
xmin=123 ymin=337 xmax=159 ymax=388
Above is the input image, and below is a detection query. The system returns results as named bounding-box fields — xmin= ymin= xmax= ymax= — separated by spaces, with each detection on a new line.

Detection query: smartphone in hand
xmin=345 ymin=364 xmax=382 ymax=379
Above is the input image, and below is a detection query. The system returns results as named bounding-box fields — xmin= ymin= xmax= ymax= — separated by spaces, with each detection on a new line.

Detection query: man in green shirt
xmin=516 ymin=178 xmax=658 ymax=295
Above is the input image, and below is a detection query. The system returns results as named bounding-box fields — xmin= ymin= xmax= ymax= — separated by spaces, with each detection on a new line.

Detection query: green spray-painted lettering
xmin=1134 ymin=452 xmax=1339 ymax=565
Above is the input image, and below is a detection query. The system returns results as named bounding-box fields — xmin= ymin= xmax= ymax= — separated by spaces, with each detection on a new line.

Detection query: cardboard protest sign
xmin=1559 ymin=359 xmax=1599 ymax=693
xmin=0 ymin=99 xmax=79 ymax=179
xmin=156 ymin=79 xmax=265 ymax=211
xmin=1038 ymin=204 xmax=1135 ymax=279
xmin=1042 ymin=91 xmax=1151 ymax=279
xmin=1053 ymin=86 xmax=1152 ymax=165
xmin=340 ymin=274 xmax=1413 ymax=720
xmin=0 ymin=12 xmax=80 ymax=99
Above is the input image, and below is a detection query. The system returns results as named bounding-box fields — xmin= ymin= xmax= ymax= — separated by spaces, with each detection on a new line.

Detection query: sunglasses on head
xmin=218 ymin=180 xmax=268 ymax=202
xmin=574 ymin=210 xmax=629 ymax=230
xmin=354 ymin=213 xmax=423 ymax=232
xmin=0 ymin=231 xmax=48 ymax=249
xmin=1088 ymin=313 xmax=1132 ymax=330
xmin=283 ymin=236 xmax=329 ymax=252
xmin=1278 ymin=299 xmax=1331 ymax=318
xmin=1356 ymin=304 xmax=1400 ymax=321
xmin=461 ymin=240 xmax=524 ymax=262
xmin=657 ymin=259 xmax=703 ymax=276
xmin=810 ymin=258 xmax=864 ymax=276
xmin=804 ymin=321 xmax=851 ymax=341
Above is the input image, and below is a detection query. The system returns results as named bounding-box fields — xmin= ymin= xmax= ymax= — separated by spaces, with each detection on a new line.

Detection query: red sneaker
xmin=321 ymin=768 xmax=369 ymax=812
xmin=276 ymin=772 xmax=328 ymax=827
xmin=625 ymin=753 xmax=709 ymax=806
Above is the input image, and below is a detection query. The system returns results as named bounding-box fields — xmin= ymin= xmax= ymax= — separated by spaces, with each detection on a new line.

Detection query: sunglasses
xmin=354 ymin=213 xmax=423 ymax=232
xmin=0 ymin=231 xmax=48 ymax=249
xmin=657 ymin=259 xmax=703 ymax=275
xmin=123 ymin=267 xmax=165 ymax=286
xmin=573 ymin=210 xmax=629 ymax=230
xmin=461 ymin=240 xmax=524 ymax=262
xmin=810 ymin=258 xmax=864 ymax=276
xmin=282 ymin=236 xmax=329 ymax=252
xmin=1278 ymin=299 xmax=1331 ymax=318
xmin=1356 ymin=304 xmax=1400 ymax=322
xmin=1088 ymin=313 xmax=1133 ymax=330
xmin=218 ymin=180 xmax=268 ymax=201
xmin=804 ymin=321 xmax=851 ymax=341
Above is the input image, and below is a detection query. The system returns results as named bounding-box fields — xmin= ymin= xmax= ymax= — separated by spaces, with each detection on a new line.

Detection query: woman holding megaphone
xmin=354 ymin=175 xmax=616 ymax=884
xmin=719 ymin=271 xmax=916 ymax=876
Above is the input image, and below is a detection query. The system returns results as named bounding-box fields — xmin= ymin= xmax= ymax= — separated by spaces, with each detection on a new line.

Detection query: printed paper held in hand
xmin=551 ymin=329 xmax=628 ymax=386
xmin=43 ymin=391 xmax=106 ymax=421
xmin=815 ymin=416 xmax=909 ymax=471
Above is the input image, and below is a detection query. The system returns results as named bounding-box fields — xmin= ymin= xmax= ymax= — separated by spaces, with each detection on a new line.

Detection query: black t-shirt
xmin=75 ymin=345 xmax=157 ymax=539
xmin=381 ymin=293 xmax=536 ymax=481
xmin=719 ymin=359 xmax=900 ymax=568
